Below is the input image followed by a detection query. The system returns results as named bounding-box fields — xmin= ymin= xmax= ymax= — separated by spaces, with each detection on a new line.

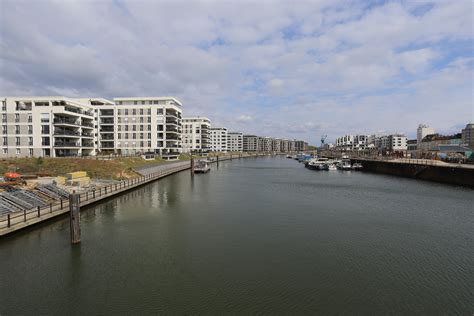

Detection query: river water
xmin=1 ymin=156 xmax=473 ymax=315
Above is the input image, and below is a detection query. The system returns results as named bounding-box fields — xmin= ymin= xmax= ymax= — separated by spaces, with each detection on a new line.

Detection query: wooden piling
xmin=69 ymin=191 xmax=81 ymax=244
xmin=190 ymin=156 xmax=195 ymax=176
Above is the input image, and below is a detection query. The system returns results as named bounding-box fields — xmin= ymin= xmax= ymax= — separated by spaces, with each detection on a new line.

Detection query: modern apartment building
xmin=295 ymin=140 xmax=308 ymax=152
xmin=461 ymin=123 xmax=474 ymax=149
xmin=182 ymin=117 xmax=211 ymax=154
xmin=335 ymin=135 xmax=367 ymax=151
xmin=272 ymin=138 xmax=281 ymax=152
xmin=1 ymin=96 xmax=95 ymax=158
xmin=210 ymin=127 xmax=228 ymax=152
xmin=261 ymin=137 xmax=273 ymax=152
xmin=227 ymin=132 xmax=243 ymax=152
xmin=104 ymin=97 xmax=183 ymax=159
xmin=243 ymin=135 xmax=258 ymax=152
xmin=373 ymin=134 xmax=407 ymax=152
xmin=280 ymin=139 xmax=289 ymax=152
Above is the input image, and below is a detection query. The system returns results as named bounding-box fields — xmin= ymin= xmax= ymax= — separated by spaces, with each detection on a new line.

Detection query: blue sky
xmin=0 ymin=0 xmax=472 ymax=145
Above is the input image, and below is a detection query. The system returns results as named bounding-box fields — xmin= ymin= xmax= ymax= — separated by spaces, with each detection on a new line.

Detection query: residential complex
xmin=1 ymin=95 xmax=307 ymax=158
xmin=182 ymin=117 xmax=211 ymax=154
xmin=335 ymin=135 xmax=368 ymax=151
xmin=1 ymin=97 xmax=95 ymax=158
xmin=227 ymin=132 xmax=243 ymax=152
xmin=210 ymin=127 xmax=228 ymax=152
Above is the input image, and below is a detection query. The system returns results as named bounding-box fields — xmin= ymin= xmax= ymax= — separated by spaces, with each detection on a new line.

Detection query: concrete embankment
xmin=0 ymin=153 xmax=270 ymax=237
xmin=353 ymin=159 xmax=474 ymax=188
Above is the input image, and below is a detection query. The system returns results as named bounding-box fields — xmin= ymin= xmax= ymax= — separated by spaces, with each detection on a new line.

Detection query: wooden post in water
xmin=69 ymin=191 xmax=81 ymax=244
xmin=217 ymin=155 xmax=219 ymax=168
xmin=190 ymin=155 xmax=195 ymax=176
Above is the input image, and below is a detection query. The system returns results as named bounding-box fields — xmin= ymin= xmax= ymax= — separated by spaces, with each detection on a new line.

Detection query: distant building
xmin=272 ymin=138 xmax=281 ymax=152
xmin=227 ymin=132 xmax=243 ymax=152
xmin=295 ymin=140 xmax=308 ymax=152
xmin=243 ymin=135 xmax=259 ymax=152
xmin=335 ymin=135 xmax=368 ymax=151
xmin=418 ymin=133 xmax=462 ymax=151
xmin=417 ymin=124 xmax=435 ymax=144
xmin=182 ymin=117 xmax=211 ymax=154
xmin=210 ymin=127 xmax=228 ymax=152
xmin=280 ymin=139 xmax=289 ymax=152
xmin=462 ymin=123 xmax=474 ymax=149
xmin=407 ymin=139 xmax=417 ymax=157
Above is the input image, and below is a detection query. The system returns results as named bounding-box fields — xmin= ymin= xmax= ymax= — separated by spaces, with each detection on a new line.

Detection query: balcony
xmin=100 ymin=143 xmax=115 ymax=149
xmin=54 ymin=130 xmax=80 ymax=137
xmin=54 ymin=118 xmax=80 ymax=126
xmin=82 ymin=142 xmax=94 ymax=148
xmin=54 ymin=142 xmax=80 ymax=148
xmin=81 ymin=121 xmax=94 ymax=128
xmin=100 ymin=110 xmax=114 ymax=116
xmin=65 ymin=107 xmax=94 ymax=117
xmin=100 ymin=118 xmax=114 ymax=125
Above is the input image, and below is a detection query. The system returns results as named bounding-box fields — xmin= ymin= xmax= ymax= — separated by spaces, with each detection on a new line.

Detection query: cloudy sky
xmin=0 ymin=0 xmax=473 ymax=144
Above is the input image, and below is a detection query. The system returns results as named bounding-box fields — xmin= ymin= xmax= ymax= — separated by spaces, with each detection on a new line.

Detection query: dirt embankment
xmin=0 ymin=157 xmax=176 ymax=180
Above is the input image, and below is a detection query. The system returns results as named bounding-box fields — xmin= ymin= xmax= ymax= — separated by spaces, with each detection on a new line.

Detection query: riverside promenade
xmin=0 ymin=153 xmax=268 ymax=236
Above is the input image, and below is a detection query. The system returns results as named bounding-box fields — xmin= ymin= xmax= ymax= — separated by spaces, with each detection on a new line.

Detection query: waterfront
xmin=1 ymin=156 xmax=473 ymax=315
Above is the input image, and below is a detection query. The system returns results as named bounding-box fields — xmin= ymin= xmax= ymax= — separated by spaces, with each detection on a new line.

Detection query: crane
xmin=320 ymin=135 xmax=327 ymax=147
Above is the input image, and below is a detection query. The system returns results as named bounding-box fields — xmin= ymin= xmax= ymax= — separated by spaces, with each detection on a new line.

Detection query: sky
xmin=0 ymin=0 xmax=473 ymax=145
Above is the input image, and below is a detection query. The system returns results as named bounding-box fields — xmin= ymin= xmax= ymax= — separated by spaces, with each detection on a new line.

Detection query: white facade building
xmin=182 ymin=117 xmax=211 ymax=154
xmin=1 ymin=96 xmax=95 ymax=158
xmin=417 ymin=124 xmax=435 ymax=144
xmin=109 ymin=97 xmax=183 ymax=159
xmin=335 ymin=135 xmax=368 ymax=151
xmin=227 ymin=132 xmax=243 ymax=152
xmin=210 ymin=127 xmax=228 ymax=152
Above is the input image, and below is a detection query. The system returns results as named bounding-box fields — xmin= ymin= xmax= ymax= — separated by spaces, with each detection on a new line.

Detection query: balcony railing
xmin=54 ymin=118 xmax=80 ymax=126
xmin=82 ymin=122 xmax=94 ymax=128
xmin=54 ymin=142 xmax=80 ymax=148
xmin=54 ymin=130 xmax=80 ymax=136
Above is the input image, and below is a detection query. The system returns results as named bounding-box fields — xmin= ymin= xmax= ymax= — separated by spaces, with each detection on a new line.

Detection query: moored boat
xmin=194 ymin=160 xmax=211 ymax=173
xmin=336 ymin=159 xmax=352 ymax=170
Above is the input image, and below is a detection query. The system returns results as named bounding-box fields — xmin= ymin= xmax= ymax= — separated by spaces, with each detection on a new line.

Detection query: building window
xmin=3 ymin=148 xmax=7 ymax=154
xmin=15 ymin=125 xmax=20 ymax=134
xmin=16 ymin=148 xmax=20 ymax=155
xmin=157 ymin=108 xmax=163 ymax=115
xmin=29 ymin=148 xmax=34 ymax=156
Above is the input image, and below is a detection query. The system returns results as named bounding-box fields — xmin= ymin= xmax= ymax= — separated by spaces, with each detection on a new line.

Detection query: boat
xmin=351 ymin=163 xmax=363 ymax=170
xmin=336 ymin=159 xmax=352 ymax=170
xmin=194 ymin=160 xmax=211 ymax=173
xmin=286 ymin=154 xmax=292 ymax=158
xmin=327 ymin=163 xmax=337 ymax=171
xmin=306 ymin=157 xmax=329 ymax=170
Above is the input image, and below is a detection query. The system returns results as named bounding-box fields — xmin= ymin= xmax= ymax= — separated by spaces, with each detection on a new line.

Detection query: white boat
xmin=306 ymin=157 xmax=329 ymax=170
xmin=337 ymin=159 xmax=352 ymax=170
xmin=351 ymin=163 xmax=363 ymax=170
xmin=327 ymin=163 xmax=337 ymax=171
xmin=194 ymin=160 xmax=211 ymax=173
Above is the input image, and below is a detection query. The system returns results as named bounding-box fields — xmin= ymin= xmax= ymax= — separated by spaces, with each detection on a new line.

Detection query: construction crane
xmin=320 ymin=135 xmax=327 ymax=147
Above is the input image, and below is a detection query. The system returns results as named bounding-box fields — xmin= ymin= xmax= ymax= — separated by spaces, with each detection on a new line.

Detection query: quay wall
xmin=352 ymin=159 xmax=474 ymax=187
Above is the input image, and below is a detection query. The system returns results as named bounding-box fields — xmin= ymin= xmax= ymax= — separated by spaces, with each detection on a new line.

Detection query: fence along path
xmin=0 ymin=153 xmax=267 ymax=236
